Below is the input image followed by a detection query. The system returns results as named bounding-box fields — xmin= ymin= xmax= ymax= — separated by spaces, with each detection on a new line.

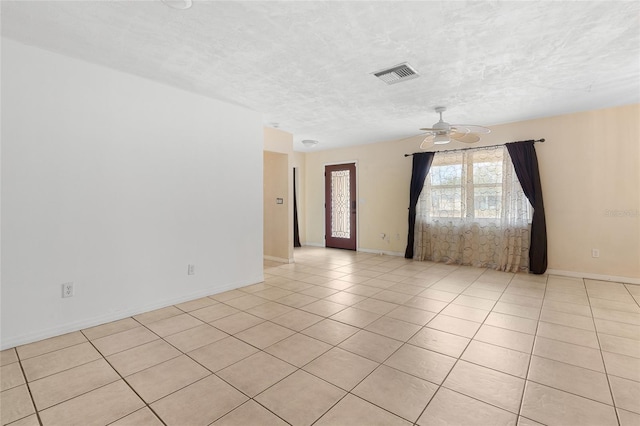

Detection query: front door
xmin=325 ymin=163 xmax=356 ymax=250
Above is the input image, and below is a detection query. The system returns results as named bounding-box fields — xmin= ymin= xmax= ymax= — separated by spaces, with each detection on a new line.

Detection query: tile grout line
xmin=320 ymin=262 xmax=468 ymax=425
xmin=10 ymin=250 xmax=635 ymax=425
xmin=583 ymin=279 xmax=622 ymax=426
xmin=13 ymin=351 xmax=44 ymax=426
xmin=276 ymin=259 xmax=464 ymax=425
xmin=79 ymin=326 xmax=171 ymax=426
xmin=515 ymin=272 xmax=549 ymax=425
xmin=411 ymin=267 xmax=521 ymax=424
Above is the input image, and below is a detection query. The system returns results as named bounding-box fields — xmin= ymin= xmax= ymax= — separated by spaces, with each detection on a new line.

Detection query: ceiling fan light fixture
xmin=433 ymin=134 xmax=451 ymax=145
xmin=302 ymin=139 xmax=319 ymax=148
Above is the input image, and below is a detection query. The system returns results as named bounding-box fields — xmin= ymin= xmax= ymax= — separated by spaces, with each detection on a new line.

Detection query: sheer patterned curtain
xmin=414 ymin=145 xmax=531 ymax=272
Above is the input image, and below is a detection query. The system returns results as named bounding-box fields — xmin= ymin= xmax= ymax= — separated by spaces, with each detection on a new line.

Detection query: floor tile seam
xmin=584 ymin=279 xmax=623 ymax=426
xmin=495 ymin=298 xmax=543 ymax=310
xmin=586 ymin=294 xmax=640 ymax=307
xmin=311 ymin=392 xmax=415 ymax=425
xmin=413 ymin=272 xmax=521 ymax=423
xmin=305 ymin=388 xmax=354 ymax=425
xmin=89 ymin=321 xmax=166 ymax=359
xmin=379 ymin=361 xmax=451 ymax=389
xmin=504 ymin=273 xmax=548 ymax=420
xmin=77 ymin=334 xmax=171 ymax=424
xmin=591 ymin=315 xmax=640 ymax=331
xmin=32 ymin=371 xmax=124 ymax=413
xmin=531 ymin=330 xmax=600 ymax=351
xmin=524 ymin=376 xmax=615 ymax=407
xmin=0 ymin=369 xmax=27 ymax=393
xmin=309 ymin=361 xmax=435 ymax=425
xmin=263 ymin=339 xmax=335 ymax=371
xmin=438 ymin=384 xmax=524 ymax=418
xmin=540 ymin=304 xmax=596 ymax=319
xmin=31 ymin=379 xmax=135 ymax=422
xmin=449 ymin=298 xmax=499 ymax=311
xmin=13 ymin=352 xmax=43 ymax=426
xmin=213 ymin=358 xmax=301 ymax=400
xmin=588 ymin=301 xmax=640 ymax=315
xmin=478 ymin=314 xmax=538 ymax=337
xmin=347 ymin=386 xmax=431 ymax=425
xmin=20 ymin=352 xmax=117 ymax=390
xmin=604 ymin=365 xmax=640 ymax=384
xmin=18 ymin=344 xmax=105 ymax=383
xmin=360 ymin=319 xmax=425 ymax=347
xmin=297 ymin=323 xmax=359 ymax=347
xmin=490 ymin=308 xmax=542 ymax=322
xmin=238 ymin=398 xmax=293 ymax=426
xmin=15 ymin=337 xmax=91 ymax=363
xmin=146 ymin=314 xmax=211 ymax=340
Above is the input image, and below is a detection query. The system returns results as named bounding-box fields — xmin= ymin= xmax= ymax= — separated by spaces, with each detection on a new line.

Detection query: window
xmin=414 ymin=145 xmax=532 ymax=272
xmin=423 ymin=148 xmax=530 ymax=221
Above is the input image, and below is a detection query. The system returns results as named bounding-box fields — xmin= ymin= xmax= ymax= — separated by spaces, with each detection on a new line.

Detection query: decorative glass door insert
xmin=325 ymin=163 xmax=356 ymax=250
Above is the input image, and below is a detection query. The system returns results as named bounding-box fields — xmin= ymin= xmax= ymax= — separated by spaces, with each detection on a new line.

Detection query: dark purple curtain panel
xmin=293 ymin=169 xmax=301 ymax=248
xmin=506 ymin=141 xmax=547 ymax=274
xmin=404 ymin=152 xmax=435 ymax=259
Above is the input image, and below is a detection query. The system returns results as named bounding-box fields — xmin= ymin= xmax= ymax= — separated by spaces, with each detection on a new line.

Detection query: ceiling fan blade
xmin=395 ymin=132 xmax=429 ymax=143
xmin=419 ymin=128 xmax=439 ymax=132
xmin=420 ymin=134 xmax=435 ymax=149
xmin=451 ymin=124 xmax=491 ymax=134
xmin=451 ymin=132 xmax=480 ymax=143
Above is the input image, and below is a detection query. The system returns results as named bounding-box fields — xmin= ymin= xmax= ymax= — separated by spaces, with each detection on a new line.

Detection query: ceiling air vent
xmin=372 ymin=62 xmax=419 ymax=85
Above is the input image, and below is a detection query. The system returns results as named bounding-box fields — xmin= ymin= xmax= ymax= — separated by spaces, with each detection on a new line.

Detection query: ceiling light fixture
xmin=433 ymin=134 xmax=451 ymax=145
xmin=161 ymin=0 xmax=193 ymax=10
xmin=301 ymin=140 xmax=319 ymax=148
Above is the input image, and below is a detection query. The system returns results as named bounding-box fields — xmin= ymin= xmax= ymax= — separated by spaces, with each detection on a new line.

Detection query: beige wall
xmin=263 ymin=151 xmax=290 ymax=261
xmin=304 ymin=104 xmax=640 ymax=281
xmin=264 ymin=127 xmax=294 ymax=262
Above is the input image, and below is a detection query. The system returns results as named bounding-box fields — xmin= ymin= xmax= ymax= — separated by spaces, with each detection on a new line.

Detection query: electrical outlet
xmin=188 ymin=264 xmax=195 ymax=275
xmin=592 ymin=249 xmax=600 ymax=258
xmin=61 ymin=282 xmax=74 ymax=298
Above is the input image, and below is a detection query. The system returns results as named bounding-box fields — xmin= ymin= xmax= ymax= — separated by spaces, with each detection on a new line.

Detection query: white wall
xmin=1 ymin=39 xmax=264 ymax=349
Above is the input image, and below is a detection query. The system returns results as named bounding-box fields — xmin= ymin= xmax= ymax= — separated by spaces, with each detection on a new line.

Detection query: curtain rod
xmin=404 ymin=138 xmax=545 ymax=157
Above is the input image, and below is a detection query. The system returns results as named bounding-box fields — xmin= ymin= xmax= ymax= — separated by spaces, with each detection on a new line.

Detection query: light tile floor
xmin=2 ymin=247 xmax=640 ymax=425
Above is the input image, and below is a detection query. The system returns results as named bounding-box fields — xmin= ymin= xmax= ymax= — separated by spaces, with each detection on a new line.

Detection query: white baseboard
xmin=264 ymin=255 xmax=294 ymax=264
xmin=302 ymin=242 xmax=324 ymax=247
xmin=0 ymin=274 xmax=264 ymax=350
xmin=302 ymin=243 xmax=404 ymax=258
xmin=546 ymin=269 xmax=640 ymax=286
xmin=357 ymin=247 xmax=404 ymax=257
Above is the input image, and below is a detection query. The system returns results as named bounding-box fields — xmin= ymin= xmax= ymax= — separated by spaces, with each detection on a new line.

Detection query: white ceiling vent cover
xmin=373 ymin=63 xmax=419 ymax=85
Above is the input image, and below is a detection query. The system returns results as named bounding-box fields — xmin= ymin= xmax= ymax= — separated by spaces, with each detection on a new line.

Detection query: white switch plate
xmin=592 ymin=249 xmax=600 ymax=258
xmin=188 ymin=264 xmax=195 ymax=275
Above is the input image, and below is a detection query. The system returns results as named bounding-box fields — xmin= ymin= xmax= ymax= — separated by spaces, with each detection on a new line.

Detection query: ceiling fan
xmin=419 ymin=107 xmax=491 ymax=149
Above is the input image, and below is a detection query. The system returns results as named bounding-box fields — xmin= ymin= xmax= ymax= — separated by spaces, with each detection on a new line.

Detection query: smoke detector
xmin=372 ymin=63 xmax=419 ymax=85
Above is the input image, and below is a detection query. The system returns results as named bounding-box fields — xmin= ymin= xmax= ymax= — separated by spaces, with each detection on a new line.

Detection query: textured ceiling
xmin=2 ymin=1 xmax=639 ymax=151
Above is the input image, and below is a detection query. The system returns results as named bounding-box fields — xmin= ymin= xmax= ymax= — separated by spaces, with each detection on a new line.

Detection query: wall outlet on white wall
xmin=187 ymin=264 xmax=195 ymax=275
xmin=61 ymin=282 xmax=74 ymax=298
xmin=592 ymin=249 xmax=600 ymax=258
